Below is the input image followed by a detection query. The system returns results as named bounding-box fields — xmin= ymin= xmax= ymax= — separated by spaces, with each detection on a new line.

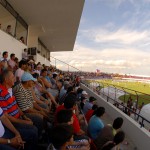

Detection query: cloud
xmin=80 ymin=28 xmax=150 ymax=45
xmin=51 ymin=44 xmax=150 ymax=75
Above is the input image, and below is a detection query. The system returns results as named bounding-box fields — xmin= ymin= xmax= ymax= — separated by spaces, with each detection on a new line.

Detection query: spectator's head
xmin=19 ymin=60 xmax=27 ymax=70
xmin=57 ymin=109 xmax=73 ymax=125
xmin=1 ymin=70 xmax=15 ymax=88
xmin=32 ymin=73 xmax=39 ymax=79
xmin=95 ymin=107 xmax=105 ymax=117
xmin=51 ymin=125 xmax=73 ymax=149
xmin=36 ymin=64 xmax=42 ymax=71
xmin=113 ymin=117 xmax=123 ymax=130
xmin=92 ymin=104 xmax=98 ymax=110
xmin=40 ymin=69 xmax=47 ymax=77
xmin=3 ymin=51 xmax=8 ymax=59
xmin=53 ymin=72 xmax=58 ymax=79
xmin=24 ymin=48 xmax=27 ymax=52
xmin=64 ymin=94 xmax=76 ymax=109
xmin=82 ymin=90 xmax=88 ymax=98
xmin=10 ymin=53 xmax=15 ymax=60
xmin=89 ymin=96 xmax=96 ymax=104
xmin=20 ymin=36 xmax=25 ymax=43
xmin=6 ymin=25 xmax=11 ymax=32
xmin=64 ymin=83 xmax=71 ymax=90
xmin=21 ymin=72 xmax=37 ymax=88
xmin=67 ymin=86 xmax=74 ymax=94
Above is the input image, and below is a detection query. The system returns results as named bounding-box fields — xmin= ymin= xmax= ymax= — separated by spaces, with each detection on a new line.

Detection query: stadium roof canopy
xmin=7 ymin=0 xmax=85 ymax=52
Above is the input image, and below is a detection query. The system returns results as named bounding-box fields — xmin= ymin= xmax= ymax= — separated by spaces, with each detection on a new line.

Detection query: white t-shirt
xmin=0 ymin=107 xmax=5 ymax=137
xmin=15 ymin=68 xmax=24 ymax=81
xmin=8 ymin=59 xmax=16 ymax=69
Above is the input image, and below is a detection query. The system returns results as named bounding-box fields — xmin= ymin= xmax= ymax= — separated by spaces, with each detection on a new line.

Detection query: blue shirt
xmin=88 ymin=115 xmax=104 ymax=139
xmin=83 ymin=101 xmax=93 ymax=114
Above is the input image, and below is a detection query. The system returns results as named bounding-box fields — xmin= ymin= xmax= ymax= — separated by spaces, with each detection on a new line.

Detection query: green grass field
xmin=95 ymin=79 xmax=150 ymax=105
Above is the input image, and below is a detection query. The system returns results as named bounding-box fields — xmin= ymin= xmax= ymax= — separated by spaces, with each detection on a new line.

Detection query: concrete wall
xmin=81 ymin=84 xmax=150 ymax=150
xmin=0 ymin=29 xmax=27 ymax=59
xmin=35 ymin=53 xmax=50 ymax=66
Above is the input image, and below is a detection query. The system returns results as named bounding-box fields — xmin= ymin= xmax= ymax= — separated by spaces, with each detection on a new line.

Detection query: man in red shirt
xmin=55 ymin=94 xmax=85 ymax=135
xmin=85 ymin=104 xmax=98 ymax=123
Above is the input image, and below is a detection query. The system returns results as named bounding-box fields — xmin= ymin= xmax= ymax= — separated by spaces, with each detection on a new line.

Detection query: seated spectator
xmin=33 ymin=64 xmax=42 ymax=75
xmin=59 ymin=81 xmax=70 ymax=104
xmin=48 ymin=125 xmax=74 ymax=150
xmin=57 ymin=109 xmax=74 ymax=125
xmin=88 ymin=107 xmax=105 ymax=139
xmin=13 ymin=72 xmax=45 ymax=132
xmin=34 ymin=76 xmax=58 ymax=108
xmin=6 ymin=25 xmax=12 ymax=36
xmin=40 ymin=69 xmax=58 ymax=97
xmin=80 ymin=96 xmax=87 ymax=110
xmin=55 ymin=94 xmax=85 ymax=136
xmin=94 ymin=117 xmax=123 ymax=149
xmin=56 ymin=109 xmax=90 ymax=150
xmin=0 ymin=107 xmax=24 ymax=150
xmin=51 ymin=72 xmax=59 ymax=89
xmin=83 ymin=96 xmax=97 ymax=114
xmin=85 ymin=104 xmax=98 ymax=123
xmin=101 ymin=131 xmax=125 ymax=150
xmin=0 ymin=70 xmax=38 ymax=149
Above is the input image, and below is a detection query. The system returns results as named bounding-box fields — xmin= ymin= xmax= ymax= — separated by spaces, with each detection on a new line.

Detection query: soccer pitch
xmin=96 ymin=79 xmax=150 ymax=105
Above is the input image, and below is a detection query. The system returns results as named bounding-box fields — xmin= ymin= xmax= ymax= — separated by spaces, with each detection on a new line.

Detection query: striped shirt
xmin=0 ymin=107 xmax=5 ymax=137
xmin=13 ymin=83 xmax=33 ymax=111
xmin=0 ymin=84 xmax=20 ymax=118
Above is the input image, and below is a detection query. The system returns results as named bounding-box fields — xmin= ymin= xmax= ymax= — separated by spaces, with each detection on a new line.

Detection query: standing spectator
xmin=6 ymin=25 xmax=12 ymax=36
xmin=1 ymin=51 xmax=8 ymax=71
xmin=8 ymin=53 xmax=16 ymax=71
xmin=20 ymin=37 xmax=25 ymax=44
xmin=22 ymin=49 xmax=28 ymax=60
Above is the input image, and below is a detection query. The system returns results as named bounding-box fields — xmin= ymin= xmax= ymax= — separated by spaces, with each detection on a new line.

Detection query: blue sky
xmin=52 ymin=0 xmax=150 ymax=76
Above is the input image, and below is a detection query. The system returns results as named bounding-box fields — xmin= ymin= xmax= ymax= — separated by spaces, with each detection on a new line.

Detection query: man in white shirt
xmin=15 ymin=60 xmax=27 ymax=83
xmin=8 ymin=53 xmax=16 ymax=71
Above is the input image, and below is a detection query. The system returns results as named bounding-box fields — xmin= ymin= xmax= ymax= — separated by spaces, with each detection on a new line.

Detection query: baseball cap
xmin=82 ymin=91 xmax=88 ymax=95
xmin=52 ymin=72 xmax=58 ymax=75
xmin=21 ymin=72 xmax=37 ymax=82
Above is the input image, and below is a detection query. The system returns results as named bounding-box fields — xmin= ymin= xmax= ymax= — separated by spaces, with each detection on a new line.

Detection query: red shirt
xmin=55 ymin=105 xmax=80 ymax=134
xmin=85 ymin=109 xmax=94 ymax=123
xmin=0 ymin=84 xmax=20 ymax=118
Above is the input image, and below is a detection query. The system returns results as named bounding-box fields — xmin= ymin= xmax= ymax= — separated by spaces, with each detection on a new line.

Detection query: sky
xmin=51 ymin=0 xmax=150 ymax=76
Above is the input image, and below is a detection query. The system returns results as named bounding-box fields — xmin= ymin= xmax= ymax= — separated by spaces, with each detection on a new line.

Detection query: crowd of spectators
xmin=0 ymin=50 xmax=126 ymax=150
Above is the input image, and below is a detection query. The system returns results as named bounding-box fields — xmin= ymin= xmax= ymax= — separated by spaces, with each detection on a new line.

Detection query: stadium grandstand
xmin=0 ymin=1 xmax=150 ymax=150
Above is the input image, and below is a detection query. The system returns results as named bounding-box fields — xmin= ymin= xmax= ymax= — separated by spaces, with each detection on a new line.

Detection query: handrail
xmin=50 ymin=55 xmax=82 ymax=72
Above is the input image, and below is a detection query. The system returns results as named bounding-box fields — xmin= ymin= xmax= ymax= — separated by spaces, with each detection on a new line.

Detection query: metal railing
xmin=50 ymin=55 xmax=82 ymax=72
xmin=82 ymin=80 xmax=150 ymax=130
